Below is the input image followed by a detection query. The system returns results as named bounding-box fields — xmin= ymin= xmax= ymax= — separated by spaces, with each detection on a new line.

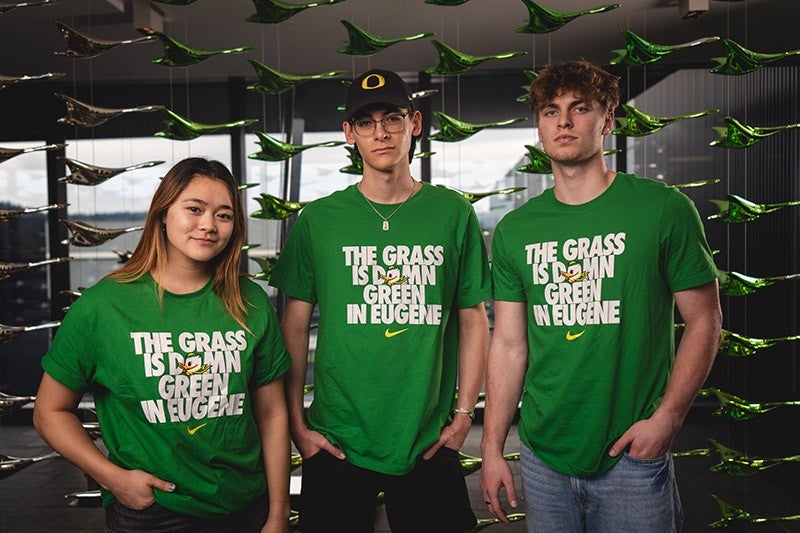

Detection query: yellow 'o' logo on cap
xmin=361 ymin=74 xmax=386 ymax=90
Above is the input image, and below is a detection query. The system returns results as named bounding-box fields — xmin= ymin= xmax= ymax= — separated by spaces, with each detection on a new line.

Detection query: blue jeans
xmin=520 ymin=443 xmax=683 ymax=532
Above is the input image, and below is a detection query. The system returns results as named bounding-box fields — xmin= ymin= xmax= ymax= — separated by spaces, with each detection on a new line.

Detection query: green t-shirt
xmin=270 ymin=183 xmax=491 ymax=475
xmin=42 ymin=274 xmax=290 ymax=518
xmin=491 ymin=173 xmax=717 ymax=477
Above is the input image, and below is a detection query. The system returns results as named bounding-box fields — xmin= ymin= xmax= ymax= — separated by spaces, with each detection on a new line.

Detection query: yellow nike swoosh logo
xmin=565 ymin=330 xmax=585 ymax=341
xmin=187 ymin=423 xmax=207 ymax=435
xmin=384 ymin=328 xmax=409 ymax=338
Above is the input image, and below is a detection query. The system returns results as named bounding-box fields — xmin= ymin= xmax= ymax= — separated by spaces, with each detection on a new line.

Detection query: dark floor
xmin=2 ymin=406 xmax=800 ymax=533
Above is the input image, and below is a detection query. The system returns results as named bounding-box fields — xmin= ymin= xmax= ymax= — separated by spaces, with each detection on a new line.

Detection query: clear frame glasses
xmin=351 ymin=113 xmax=408 ymax=137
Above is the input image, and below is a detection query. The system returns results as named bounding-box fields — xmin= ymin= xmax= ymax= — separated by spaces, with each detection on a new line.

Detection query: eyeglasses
xmin=351 ymin=113 xmax=408 ymax=137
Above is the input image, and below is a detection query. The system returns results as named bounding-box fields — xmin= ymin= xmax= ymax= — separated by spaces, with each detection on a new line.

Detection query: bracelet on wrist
xmin=452 ymin=407 xmax=475 ymax=419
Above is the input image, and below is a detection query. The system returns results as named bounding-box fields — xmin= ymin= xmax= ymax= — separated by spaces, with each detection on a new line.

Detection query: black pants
xmin=299 ymin=447 xmax=476 ymax=533
xmin=105 ymin=492 xmax=268 ymax=533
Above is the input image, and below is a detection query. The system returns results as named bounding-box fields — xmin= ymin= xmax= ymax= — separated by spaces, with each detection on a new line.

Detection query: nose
xmin=557 ymin=114 xmax=572 ymax=128
xmin=374 ymin=120 xmax=390 ymax=138
xmin=198 ymin=212 xmax=217 ymax=233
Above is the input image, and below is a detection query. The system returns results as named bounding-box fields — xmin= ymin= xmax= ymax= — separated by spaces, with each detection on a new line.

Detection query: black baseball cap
xmin=345 ymin=69 xmax=415 ymax=119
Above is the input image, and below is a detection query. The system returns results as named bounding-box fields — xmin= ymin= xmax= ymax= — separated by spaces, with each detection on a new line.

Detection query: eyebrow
xmin=181 ymin=197 xmax=233 ymax=210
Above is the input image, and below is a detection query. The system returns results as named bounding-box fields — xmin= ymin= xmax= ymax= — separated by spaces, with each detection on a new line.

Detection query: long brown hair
xmin=108 ymin=157 xmax=250 ymax=330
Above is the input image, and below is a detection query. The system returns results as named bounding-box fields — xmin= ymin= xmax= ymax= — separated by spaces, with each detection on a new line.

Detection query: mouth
xmin=194 ymin=237 xmax=218 ymax=246
xmin=372 ymin=146 xmax=395 ymax=154
xmin=554 ymin=135 xmax=577 ymax=142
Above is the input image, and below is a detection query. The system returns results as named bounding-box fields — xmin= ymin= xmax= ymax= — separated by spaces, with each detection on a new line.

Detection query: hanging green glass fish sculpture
xmin=612 ymin=104 xmax=718 ymax=137
xmin=0 ymin=257 xmax=71 ymax=281
xmin=708 ymin=193 xmax=800 ymax=223
xmin=248 ymin=131 xmax=344 ymax=162
xmin=717 ymin=268 xmax=800 ymax=296
xmin=137 ymin=27 xmax=254 ymax=67
xmin=473 ymin=514 xmax=527 ymax=531
xmin=250 ymin=256 xmax=278 ymax=280
xmin=0 ymin=203 xmax=67 ymax=223
xmin=247 ymin=59 xmax=345 ymax=94
xmin=246 ymin=0 xmax=346 ymax=24
xmin=516 ymin=68 xmax=538 ymax=104
xmin=60 ymin=219 xmax=144 ymax=247
xmin=58 ymin=157 xmax=164 ymax=186
xmin=710 ymin=116 xmax=800 ymax=148
xmin=424 ymin=0 xmax=471 ymax=5
xmin=708 ymin=494 xmax=800 ymax=529
xmin=53 ymin=21 xmax=156 ymax=59
xmin=0 ymin=392 xmax=36 ymax=416
xmin=250 ymin=193 xmax=307 ymax=220
xmin=610 ymin=29 xmax=719 ymax=66
xmin=710 ymin=38 xmax=800 ymax=75
xmin=719 ymin=329 xmax=800 ymax=358
xmin=0 ymin=321 xmax=61 ymax=345
xmin=0 ymin=143 xmax=65 ymax=164
xmin=516 ymin=0 xmax=620 ymax=34
xmin=0 ymin=71 xmax=64 ymax=91
xmin=337 ymin=19 xmax=433 ymax=56
xmin=151 ymin=0 xmax=199 ymax=4
xmin=56 ymin=93 xmax=164 ymax=127
xmin=697 ymin=387 xmax=800 ymax=421
xmin=430 ymin=112 xmax=527 ymax=142
xmin=64 ymin=489 xmax=101 ymax=508
xmin=674 ymin=439 xmax=800 ymax=477
xmin=436 ymin=184 xmax=526 ymax=204
xmin=517 ymin=145 xmax=621 ymax=174
xmin=670 ymin=178 xmax=719 ymax=189
xmin=155 ymin=109 xmax=257 ymax=141
xmin=0 ymin=0 xmax=58 ymax=16
xmin=425 ymin=40 xmax=526 ymax=76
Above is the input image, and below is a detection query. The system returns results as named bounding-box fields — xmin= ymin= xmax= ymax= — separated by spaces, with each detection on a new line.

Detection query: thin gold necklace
xmin=358 ymin=180 xmax=419 ymax=231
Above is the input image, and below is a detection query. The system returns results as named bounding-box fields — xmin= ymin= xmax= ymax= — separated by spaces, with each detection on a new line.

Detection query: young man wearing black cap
xmin=269 ymin=69 xmax=491 ymax=532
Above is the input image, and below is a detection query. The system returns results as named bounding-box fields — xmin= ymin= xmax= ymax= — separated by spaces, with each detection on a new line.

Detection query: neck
xmin=552 ymin=158 xmax=616 ymax=205
xmin=358 ymin=169 xmax=417 ymax=203
xmin=152 ymin=260 xmax=211 ymax=294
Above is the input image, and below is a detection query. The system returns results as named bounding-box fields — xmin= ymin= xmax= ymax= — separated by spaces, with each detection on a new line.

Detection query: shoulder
xmin=301 ymin=185 xmax=357 ymax=215
xmin=424 ymin=183 xmax=474 ymax=208
xmin=239 ymin=276 xmax=269 ymax=303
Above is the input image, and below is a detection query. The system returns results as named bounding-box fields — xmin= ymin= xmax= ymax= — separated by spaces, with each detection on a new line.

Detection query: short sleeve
xmin=41 ymin=293 xmax=99 ymax=392
xmin=269 ymin=210 xmax=317 ymax=304
xmin=249 ymin=288 xmax=291 ymax=388
xmin=456 ymin=206 xmax=492 ymax=309
xmin=491 ymin=218 xmax=526 ymax=302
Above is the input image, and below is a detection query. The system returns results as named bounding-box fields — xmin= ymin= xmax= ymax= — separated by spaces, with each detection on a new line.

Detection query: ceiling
xmin=1 ymin=0 xmax=797 ymax=87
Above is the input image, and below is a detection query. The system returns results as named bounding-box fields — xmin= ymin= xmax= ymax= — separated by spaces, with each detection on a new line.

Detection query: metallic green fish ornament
xmin=0 ymin=392 xmax=36 ymax=416
xmin=64 ymin=489 xmax=101 ymax=508
xmin=459 ymin=451 xmax=521 ymax=477
xmin=250 ymin=256 xmax=277 ymax=281
xmin=337 ymin=19 xmax=433 ymax=56
xmin=249 ymin=131 xmax=344 ymax=162
xmin=247 ymin=59 xmax=345 ymax=94
xmin=0 ymin=0 xmax=58 ymax=16
xmin=155 ymin=109 xmax=257 ymax=140
xmin=708 ymin=494 xmax=800 ymax=529
xmin=717 ymin=268 xmax=800 ymax=296
xmin=340 ymin=146 xmax=363 ymax=175
xmin=1 ymin=452 xmax=60 ymax=480
xmin=53 ymin=21 xmax=156 ymax=59
xmin=697 ymin=387 xmax=800 ymax=421
xmin=138 ymin=27 xmax=254 ymax=67
xmin=612 ymin=104 xmax=718 ymax=137
xmin=0 ymin=142 xmax=65 ymax=164
xmin=250 ymin=193 xmax=307 ymax=220
xmin=0 ymin=71 xmax=64 ymax=91
xmin=516 ymin=0 xmax=620 ymax=34
xmin=670 ymin=178 xmax=719 ymax=189
xmin=610 ymin=29 xmax=720 ymax=66
xmin=708 ymin=193 xmax=800 ymax=223
xmin=710 ymin=116 xmax=800 ymax=148
xmin=517 ymin=145 xmax=621 ymax=174
xmin=58 ymin=157 xmax=164 ymax=186
xmin=516 ymin=68 xmax=538 ymax=104
xmin=719 ymin=329 xmax=800 ymax=358
xmin=430 ymin=112 xmax=527 ymax=142
xmin=60 ymin=219 xmax=144 ymax=247
xmin=425 ymin=40 xmax=527 ymax=76
xmin=711 ymin=38 xmax=800 ymax=75
xmin=0 ymin=203 xmax=67 ymax=223
xmin=245 ymin=0 xmax=346 ymax=24
xmin=56 ymin=93 xmax=164 ymax=127
xmin=0 ymin=321 xmax=61 ymax=345
xmin=675 ymin=439 xmax=800 ymax=477
xmin=151 ymin=0 xmax=199 ymax=4
xmin=472 ymin=514 xmax=527 ymax=531
xmin=1 ymin=257 xmax=71 ymax=281
xmin=436 ymin=184 xmax=526 ymax=204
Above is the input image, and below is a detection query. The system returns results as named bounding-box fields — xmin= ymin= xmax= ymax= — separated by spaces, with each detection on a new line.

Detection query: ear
xmin=602 ymin=112 xmax=614 ymax=136
xmin=343 ymin=120 xmax=357 ymax=145
xmin=410 ymin=110 xmax=423 ymax=136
